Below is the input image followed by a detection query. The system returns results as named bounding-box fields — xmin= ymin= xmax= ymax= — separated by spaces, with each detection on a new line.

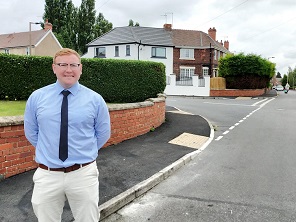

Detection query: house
xmin=0 ymin=20 xmax=62 ymax=57
xmin=82 ymin=26 xmax=174 ymax=75
xmin=167 ymin=25 xmax=230 ymax=79
xmin=83 ymin=24 xmax=230 ymax=78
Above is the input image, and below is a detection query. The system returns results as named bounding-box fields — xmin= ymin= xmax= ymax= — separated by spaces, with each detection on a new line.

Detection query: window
xmin=180 ymin=48 xmax=194 ymax=59
xmin=126 ymin=45 xmax=130 ymax=56
xmin=214 ymin=50 xmax=217 ymax=60
xmin=151 ymin=47 xmax=166 ymax=58
xmin=4 ymin=49 xmax=9 ymax=54
xmin=95 ymin=47 xmax=106 ymax=58
xmin=202 ymin=67 xmax=209 ymax=76
xmin=115 ymin=46 xmax=119 ymax=57
xmin=177 ymin=67 xmax=195 ymax=85
xmin=180 ymin=67 xmax=195 ymax=79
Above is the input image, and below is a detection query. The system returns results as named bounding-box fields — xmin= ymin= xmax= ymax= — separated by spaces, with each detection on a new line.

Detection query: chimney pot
xmin=163 ymin=23 xmax=172 ymax=31
xmin=44 ymin=19 xmax=53 ymax=31
xmin=208 ymin=27 xmax=217 ymax=41
xmin=224 ymin=40 xmax=229 ymax=50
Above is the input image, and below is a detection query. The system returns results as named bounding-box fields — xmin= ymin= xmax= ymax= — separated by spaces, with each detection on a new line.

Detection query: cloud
xmin=1 ymin=0 xmax=296 ymax=74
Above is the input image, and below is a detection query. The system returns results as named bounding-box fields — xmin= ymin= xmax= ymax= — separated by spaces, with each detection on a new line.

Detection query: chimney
xmin=224 ymin=40 xmax=229 ymax=50
xmin=208 ymin=27 xmax=216 ymax=41
xmin=44 ymin=19 xmax=53 ymax=31
xmin=163 ymin=23 xmax=172 ymax=31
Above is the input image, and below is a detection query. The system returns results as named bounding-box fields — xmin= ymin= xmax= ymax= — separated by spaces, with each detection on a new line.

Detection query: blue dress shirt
xmin=24 ymin=81 xmax=111 ymax=168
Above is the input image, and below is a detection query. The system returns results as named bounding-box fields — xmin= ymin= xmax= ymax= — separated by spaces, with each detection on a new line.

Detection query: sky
xmin=1 ymin=0 xmax=295 ymax=75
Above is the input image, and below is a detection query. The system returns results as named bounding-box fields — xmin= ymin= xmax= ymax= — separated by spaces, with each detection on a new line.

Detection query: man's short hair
xmin=53 ymin=48 xmax=81 ymax=63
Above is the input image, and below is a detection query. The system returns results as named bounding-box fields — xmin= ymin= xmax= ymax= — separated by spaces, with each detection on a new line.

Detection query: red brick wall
xmin=210 ymin=89 xmax=266 ymax=97
xmin=0 ymin=98 xmax=166 ymax=179
xmin=0 ymin=125 xmax=35 ymax=178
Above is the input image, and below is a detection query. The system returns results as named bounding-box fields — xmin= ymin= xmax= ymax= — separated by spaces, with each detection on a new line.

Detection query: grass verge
xmin=0 ymin=101 xmax=26 ymax=117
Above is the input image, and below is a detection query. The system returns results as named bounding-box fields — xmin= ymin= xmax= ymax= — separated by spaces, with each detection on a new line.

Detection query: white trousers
xmin=32 ymin=161 xmax=100 ymax=222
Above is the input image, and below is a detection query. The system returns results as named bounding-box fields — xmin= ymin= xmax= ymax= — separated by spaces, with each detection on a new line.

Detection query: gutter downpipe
xmin=138 ymin=40 xmax=141 ymax=60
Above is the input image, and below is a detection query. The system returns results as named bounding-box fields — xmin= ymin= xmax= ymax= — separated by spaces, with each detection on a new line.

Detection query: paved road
xmin=102 ymin=91 xmax=296 ymax=221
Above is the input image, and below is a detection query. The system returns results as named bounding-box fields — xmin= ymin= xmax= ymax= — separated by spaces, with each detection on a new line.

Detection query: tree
xmin=43 ymin=0 xmax=77 ymax=49
xmin=128 ymin=19 xmax=140 ymax=26
xmin=281 ymin=74 xmax=288 ymax=86
xmin=93 ymin=13 xmax=113 ymax=38
xmin=43 ymin=0 xmax=70 ymax=33
xmin=76 ymin=0 xmax=96 ymax=54
xmin=276 ymin=72 xmax=282 ymax=78
xmin=287 ymin=66 xmax=296 ymax=88
xmin=43 ymin=0 xmax=113 ymax=54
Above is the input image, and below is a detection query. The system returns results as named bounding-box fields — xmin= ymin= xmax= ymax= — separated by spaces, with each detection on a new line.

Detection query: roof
xmin=171 ymin=29 xmax=229 ymax=52
xmin=0 ymin=29 xmax=55 ymax=49
xmin=87 ymin=26 xmax=229 ymax=53
xmin=87 ymin=26 xmax=174 ymax=47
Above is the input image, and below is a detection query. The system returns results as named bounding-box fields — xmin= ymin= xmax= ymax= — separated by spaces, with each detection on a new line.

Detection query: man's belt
xmin=38 ymin=160 xmax=95 ymax=173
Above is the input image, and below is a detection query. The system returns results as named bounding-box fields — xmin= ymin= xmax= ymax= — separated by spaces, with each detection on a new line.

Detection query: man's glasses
xmin=55 ymin=63 xmax=81 ymax=70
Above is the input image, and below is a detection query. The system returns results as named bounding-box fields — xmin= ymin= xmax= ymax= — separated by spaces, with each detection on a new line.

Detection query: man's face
xmin=52 ymin=54 xmax=82 ymax=89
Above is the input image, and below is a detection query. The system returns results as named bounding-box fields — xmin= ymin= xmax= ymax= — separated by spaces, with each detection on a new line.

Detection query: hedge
xmin=0 ymin=54 xmax=166 ymax=103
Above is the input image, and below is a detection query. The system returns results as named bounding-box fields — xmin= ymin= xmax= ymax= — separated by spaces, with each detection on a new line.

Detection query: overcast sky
xmin=1 ymin=0 xmax=295 ymax=75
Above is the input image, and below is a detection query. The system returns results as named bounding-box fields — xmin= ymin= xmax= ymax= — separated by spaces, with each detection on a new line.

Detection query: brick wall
xmin=0 ymin=96 xmax=166 ymax=179
xmin=210 ymin=89 xmax=266 ymax=97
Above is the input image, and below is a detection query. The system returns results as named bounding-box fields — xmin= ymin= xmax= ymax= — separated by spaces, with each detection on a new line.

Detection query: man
xmin=285 ymin=82 xmax=290 ymax=93
xmin=24 ymin=48 xmax=111 ymax=222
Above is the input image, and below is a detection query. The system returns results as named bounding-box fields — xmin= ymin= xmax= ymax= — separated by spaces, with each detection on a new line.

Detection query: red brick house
xmin=164 ymin=24 xmax=230 ymax=80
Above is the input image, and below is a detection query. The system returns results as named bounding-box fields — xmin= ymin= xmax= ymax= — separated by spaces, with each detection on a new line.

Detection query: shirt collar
xmin=55 ymin=81 xmax=80 ymax=96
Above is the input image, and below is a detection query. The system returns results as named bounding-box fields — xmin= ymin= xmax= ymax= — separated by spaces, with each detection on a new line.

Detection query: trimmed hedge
xmin=0 ymin=54 xmax=166 ymax=103
xmin=218 ymin=53 xmax=275 ymax=89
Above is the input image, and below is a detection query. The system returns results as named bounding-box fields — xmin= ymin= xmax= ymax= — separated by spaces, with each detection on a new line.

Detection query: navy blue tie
xmin=59 ymin=90 xmax=71 ymax=161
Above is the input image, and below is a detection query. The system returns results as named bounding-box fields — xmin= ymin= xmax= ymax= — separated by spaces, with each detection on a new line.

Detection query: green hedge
xmin=218 ymin=53 xmax=275 ymax=89
xmin=0 ymin=54 xmax=166 ymax=103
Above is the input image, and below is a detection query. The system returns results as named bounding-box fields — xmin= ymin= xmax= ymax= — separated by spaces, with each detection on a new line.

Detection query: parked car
xmin=274 ymin=85 xmax=284 ymax=91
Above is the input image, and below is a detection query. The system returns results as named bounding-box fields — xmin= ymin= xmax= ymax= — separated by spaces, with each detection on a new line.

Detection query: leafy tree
xmin=281 ymin=74 xmax=288 ymax=86
xmin=93 ymin=13 xmax=113 ymax=38
xmin=43 ymin=0 xmax=70 ymax=33
xmin=43 ymin=0 xmax=77 ymax=49
xmin=287 ymin=66 xmax=296 ymax=88
xmin=76 ymin=0 xmax=96 ymax=54
xmin=43 ymin=0 xmax=113 ymax=54
xmin=128 ymin=19 xmax=140 ymax=26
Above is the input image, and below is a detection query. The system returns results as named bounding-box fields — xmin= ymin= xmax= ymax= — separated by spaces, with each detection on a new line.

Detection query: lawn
xmin=0 ymin=101 xmax=26 ymax=117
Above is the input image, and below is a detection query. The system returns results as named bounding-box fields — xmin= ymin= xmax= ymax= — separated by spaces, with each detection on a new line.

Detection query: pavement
xmin=0 ymin=90 xmax=277 ymax=222
xmin=0 ymin=105 xmax=212 ymax=222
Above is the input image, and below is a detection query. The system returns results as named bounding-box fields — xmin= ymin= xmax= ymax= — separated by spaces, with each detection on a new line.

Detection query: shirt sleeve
xmin=95 ymin=97 xmax=111 ymax=149
xmin=24 ymin=95 xmax=39 ymax=147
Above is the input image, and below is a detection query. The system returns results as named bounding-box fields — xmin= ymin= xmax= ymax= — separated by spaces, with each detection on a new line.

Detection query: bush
xmin=0 ymin=54 xmax=166 ymax=103
xmin=218 ymin=53 xmax=275 ymax=89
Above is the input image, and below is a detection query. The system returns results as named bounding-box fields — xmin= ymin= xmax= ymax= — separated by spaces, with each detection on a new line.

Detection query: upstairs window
xmin=115 ymin=46 xmax=119 ymax=57
xmin=202 ymin=67 xmax=209 ymax=76
xmin=126 ymin=45 xmax=130 ymax=56
xmin=214 ymin=50 xmax=217 ymax=60
xmin=95 ymin=47 xmax=106 ymax=58
xmin=151 ymin=47 xmax=166 ymax=58
xmin=180 ymin=48 xmax=194 ymax=59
